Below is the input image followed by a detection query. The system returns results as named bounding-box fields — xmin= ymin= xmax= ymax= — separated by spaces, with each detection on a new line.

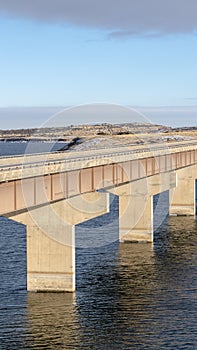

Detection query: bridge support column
xmin=10 ymin=192 xmax=109 ymax=292
xmin=170 ymin=168 xmax=196 ymax=216
xmin=109 ymin=172 xmax=176 ymax=243
xmin=119 ymin=194 xmax=153 ymax=242
xmin=26 ymin=219 xmax=75 ymax=292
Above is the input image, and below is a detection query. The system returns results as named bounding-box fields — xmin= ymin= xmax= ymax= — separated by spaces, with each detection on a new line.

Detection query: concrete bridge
xmin=0 ymin=140 xmax=197 ymax=292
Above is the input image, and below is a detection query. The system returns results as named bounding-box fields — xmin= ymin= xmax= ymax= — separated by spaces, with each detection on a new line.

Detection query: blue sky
xmin=0 ymin=1 xmax=197 ymax=128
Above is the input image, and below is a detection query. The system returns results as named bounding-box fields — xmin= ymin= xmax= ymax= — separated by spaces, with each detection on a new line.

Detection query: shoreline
xmin=0 ymin=123 xmax=196 ymax=152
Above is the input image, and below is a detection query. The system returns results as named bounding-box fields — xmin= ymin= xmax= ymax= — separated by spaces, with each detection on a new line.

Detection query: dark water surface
xmin=0 ymin=141 xmax=67 ymax=156
xmin=1 ymin=214 xmax=197 ymax=349
xmin=0 ymin=146 xmax=197 ymax=349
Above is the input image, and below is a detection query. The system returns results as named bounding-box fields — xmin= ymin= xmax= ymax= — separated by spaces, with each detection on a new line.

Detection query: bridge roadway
xmin=0 ymin=140 xmax=197 ymax=292
xmin=0 ymin=139 xmax=197 ymax=181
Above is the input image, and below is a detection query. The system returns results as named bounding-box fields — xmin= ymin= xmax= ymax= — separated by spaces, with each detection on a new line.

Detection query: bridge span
xmin=0 ymin=140 xmax=197 ymax=292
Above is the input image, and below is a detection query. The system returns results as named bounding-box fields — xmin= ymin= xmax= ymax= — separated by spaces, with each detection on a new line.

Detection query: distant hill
xmin=0 ymin=122 xmax=172 ymax=141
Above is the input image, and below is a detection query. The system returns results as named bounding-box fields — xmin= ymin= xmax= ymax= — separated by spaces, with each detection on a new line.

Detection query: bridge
xmin=0 ymin=140 xmax=197 ymax=292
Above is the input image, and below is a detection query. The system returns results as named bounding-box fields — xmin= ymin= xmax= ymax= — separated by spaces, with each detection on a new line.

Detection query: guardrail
xmin=0 ymin=140 xmax=197 ymax=174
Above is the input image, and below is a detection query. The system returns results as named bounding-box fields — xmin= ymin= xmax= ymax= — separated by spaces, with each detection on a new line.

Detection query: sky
xmin=0 ymin=0 xmax=197 ymax=128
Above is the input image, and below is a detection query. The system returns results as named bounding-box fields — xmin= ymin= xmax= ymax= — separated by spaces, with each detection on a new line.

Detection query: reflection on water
xmin=75 ymin=217 xmax=197 ymax=350
xmin=25 ymin=293 xmax=79 ymax=350
xmin=0 ymin=193 xmax=197 ymax=348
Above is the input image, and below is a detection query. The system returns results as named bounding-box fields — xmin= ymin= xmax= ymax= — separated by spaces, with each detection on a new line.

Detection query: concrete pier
xmin=119 ymin=194 xmax=153 ymax=243
xmin=170 ymin=165 xmax=196 ymax=216
xmin=26 ymin=219 xmax=75 ymax=292
xmin=110 ymin=172 xmax=176 ymax=242
xmin=11 ymin=192 xmax=109 ymax=292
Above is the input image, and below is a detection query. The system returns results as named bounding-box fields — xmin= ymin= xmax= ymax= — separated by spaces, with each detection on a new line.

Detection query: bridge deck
xmin=0 ymin=140 xmax=197 ymax=182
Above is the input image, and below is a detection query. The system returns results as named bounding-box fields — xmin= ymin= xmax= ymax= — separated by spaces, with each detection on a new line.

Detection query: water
xmin=0 ymin=146 xmax=197 ymax=349
xmin=0 ymin=141 xmax=67 ymax=157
